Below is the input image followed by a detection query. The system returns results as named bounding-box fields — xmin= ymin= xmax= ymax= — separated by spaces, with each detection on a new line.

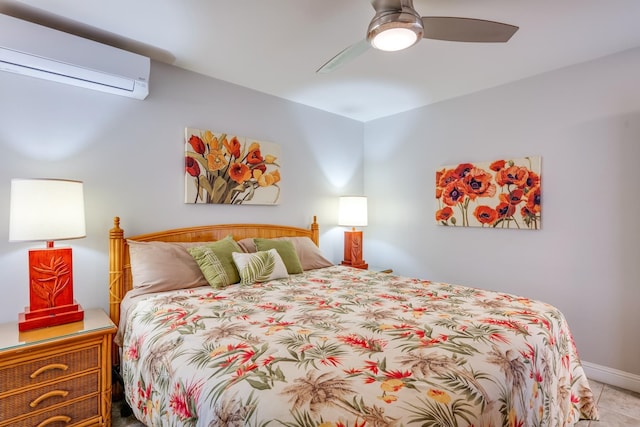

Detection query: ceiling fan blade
xmin=421 ymin=17 xmax=518 ymax=43
xmin=316 ymin=39 xmax=371 ymax=73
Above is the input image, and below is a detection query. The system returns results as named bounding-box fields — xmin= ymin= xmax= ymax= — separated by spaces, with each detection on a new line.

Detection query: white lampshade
xmin=338 ymin=196 xmax=368 ymax=227
xmin=9 ymin=178 xmax=86 ymax=242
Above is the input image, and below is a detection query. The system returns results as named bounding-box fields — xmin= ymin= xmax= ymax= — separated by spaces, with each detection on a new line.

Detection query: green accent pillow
xmin=254 ymin=238 xmax=303 ymax=274
xmin=232 ymin=249 xmax=288 ymax=285
xmin=187 ymin=235 xmax=242 ymax=288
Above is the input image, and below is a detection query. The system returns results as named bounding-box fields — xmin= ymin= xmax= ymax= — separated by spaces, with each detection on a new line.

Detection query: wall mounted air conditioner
xmin=0 ymin=14 xmax=150 ymax=99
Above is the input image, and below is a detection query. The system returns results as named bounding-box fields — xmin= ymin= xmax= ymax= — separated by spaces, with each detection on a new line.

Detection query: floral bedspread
xmin=120 ymin=266 xmax=598 ymax=427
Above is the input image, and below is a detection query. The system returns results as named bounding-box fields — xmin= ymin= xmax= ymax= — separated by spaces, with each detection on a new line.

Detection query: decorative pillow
xmin=187 ymin=236 xmax=243 ymax=288
xmin=232 ymin=249 xmax=288 ymax=285
xmin=254 ymin=238 xmax=304 ymax=274
xmin=128 ymin=240 xmax=209 ymax=294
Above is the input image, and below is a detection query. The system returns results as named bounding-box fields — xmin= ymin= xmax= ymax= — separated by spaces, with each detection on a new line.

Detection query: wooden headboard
xmin=108 ymin=216 xmax=319 ymax=331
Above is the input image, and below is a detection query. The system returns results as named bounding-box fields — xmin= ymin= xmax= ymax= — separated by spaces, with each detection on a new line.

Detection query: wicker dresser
xmin=0 ymin=309 xmax=116 ymax=427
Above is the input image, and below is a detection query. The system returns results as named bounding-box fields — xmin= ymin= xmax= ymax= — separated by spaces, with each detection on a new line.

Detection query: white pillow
xmin=232 ymin=249 xmax=288 ymax=285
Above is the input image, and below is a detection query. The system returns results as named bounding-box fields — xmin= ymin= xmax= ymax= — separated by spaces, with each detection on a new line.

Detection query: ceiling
xmin=2 ymin=0 xmax=640 ymax=122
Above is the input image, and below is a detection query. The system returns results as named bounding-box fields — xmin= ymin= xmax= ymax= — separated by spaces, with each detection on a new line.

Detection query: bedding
xmin=119 ymin=265 xmax=598 ymax=426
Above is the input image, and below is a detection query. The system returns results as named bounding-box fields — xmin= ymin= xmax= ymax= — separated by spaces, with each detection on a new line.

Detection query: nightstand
xmin=369 ymin=266 xmax=393 ymax=274
xmin=0 ymin=308 xmax=116 ymax=427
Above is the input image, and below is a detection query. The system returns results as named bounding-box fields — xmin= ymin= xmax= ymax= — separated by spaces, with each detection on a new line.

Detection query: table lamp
xmin=9 ymin=178 xmax=86 ymax=331
xmin=338 ymin=196 xmax=368 ymax=269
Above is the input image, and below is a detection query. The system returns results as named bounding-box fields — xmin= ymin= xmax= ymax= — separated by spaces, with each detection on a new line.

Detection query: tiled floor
xmin=112 ymin=380 xmax=640 ymax=427
xmin=112 ymin=402 xmax=143 ymax=427
xmin=575 ymin=381 xmax=640 ymax=427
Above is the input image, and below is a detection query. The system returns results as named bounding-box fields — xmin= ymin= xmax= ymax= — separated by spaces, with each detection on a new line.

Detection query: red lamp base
xmin=341 ymin=260 xmax=369 ymax=269
xmin=19 ymin=245 xmax=83 ymax=331
xmin=19 ymin=302 xmax=84 ymax=332
xmin=341 ymin=229 xmax=368 ymax=270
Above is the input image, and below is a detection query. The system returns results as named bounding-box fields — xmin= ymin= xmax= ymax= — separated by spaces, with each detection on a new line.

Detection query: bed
xmin=108 ymin=216 xmax=598 ymax=426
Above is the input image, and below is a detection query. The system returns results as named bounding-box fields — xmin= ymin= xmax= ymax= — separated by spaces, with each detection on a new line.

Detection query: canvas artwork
xmin=185 ymin=128 xmax=281 ymax=205
xmin=436 ymin=156 xmax=541 ymax=229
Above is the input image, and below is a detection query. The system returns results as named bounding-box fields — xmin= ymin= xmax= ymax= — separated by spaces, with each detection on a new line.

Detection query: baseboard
xmin=582 ymin=360 xmax=640 ymax=393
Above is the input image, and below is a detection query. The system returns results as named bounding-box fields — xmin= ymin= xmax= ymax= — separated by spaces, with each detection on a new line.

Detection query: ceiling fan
xmin=317 ymin=0 xmax=519 ymax=73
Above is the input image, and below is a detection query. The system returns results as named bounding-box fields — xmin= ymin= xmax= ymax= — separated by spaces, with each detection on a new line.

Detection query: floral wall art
xmin=185 ymin=128 xmax=281 ymax=205
xmin=436 ymin=156 xmax=541 ymax=229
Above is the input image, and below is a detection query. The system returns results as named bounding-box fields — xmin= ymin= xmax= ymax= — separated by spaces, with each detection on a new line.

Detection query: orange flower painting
xmin=436 ymin=156 xmax=541 ymax=229
xmin=185 ymin=128 xmax=281 ymax=204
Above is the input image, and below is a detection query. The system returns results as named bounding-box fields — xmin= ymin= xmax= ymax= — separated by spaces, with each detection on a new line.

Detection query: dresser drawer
xmin=2 ymin=394 xmax=100 ymax=427
xmin=0 ymin=345 xmax=99 ymax=393
xmin=0 ymin=371 xmax=98 ymax=420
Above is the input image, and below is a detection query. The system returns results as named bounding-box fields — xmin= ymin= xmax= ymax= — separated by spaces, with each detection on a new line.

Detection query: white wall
xmin=0 ymin=61 xmax=364 ymax=324
xmin=364 ymin=47 xmax=640 ymax=377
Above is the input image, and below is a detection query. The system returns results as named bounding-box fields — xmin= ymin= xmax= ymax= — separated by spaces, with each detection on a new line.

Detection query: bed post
xmin=109 ymin=217 xmax=124 ymax=364
xmin=311 ymin=215 xmax=319 ymax=246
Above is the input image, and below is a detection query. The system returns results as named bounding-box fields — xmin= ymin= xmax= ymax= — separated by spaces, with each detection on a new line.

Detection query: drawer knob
xmin=36 ymin=415 xmax=71 ymax=427
xmin=30 ymin=363 xmax=69 ymax=378
xmin=30 ymin=390 xmax=70 ymax=408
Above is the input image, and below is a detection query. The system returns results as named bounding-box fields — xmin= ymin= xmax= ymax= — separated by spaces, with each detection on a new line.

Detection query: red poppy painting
xmin=436 ymin=156 xmax=541 ymax=229
xmin=185 ymin=128 xmax=281 ymax=204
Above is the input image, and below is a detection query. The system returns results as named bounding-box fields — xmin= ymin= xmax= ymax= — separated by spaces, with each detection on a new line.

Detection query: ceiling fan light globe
xmin=371 ymin=27 xmax=418 ymax=51
xmin=367 ymin=11 xmax=423 ymax=52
